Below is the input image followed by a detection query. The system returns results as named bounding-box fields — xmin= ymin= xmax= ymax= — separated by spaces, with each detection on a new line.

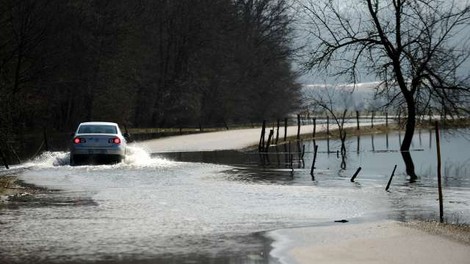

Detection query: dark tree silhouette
xmin=298 ymin=0 xmax=470 ymax=179
xmin=0 ymin=0 xmax=301 ymax=161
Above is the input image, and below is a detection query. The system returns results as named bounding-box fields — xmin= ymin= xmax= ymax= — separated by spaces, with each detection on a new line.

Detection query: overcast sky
xmin=292 ymin=0 xmax=470 ymax=86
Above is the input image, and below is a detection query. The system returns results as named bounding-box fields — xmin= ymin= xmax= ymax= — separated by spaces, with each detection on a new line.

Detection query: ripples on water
xmin=1 ymin=130 xmax=469 ymax=263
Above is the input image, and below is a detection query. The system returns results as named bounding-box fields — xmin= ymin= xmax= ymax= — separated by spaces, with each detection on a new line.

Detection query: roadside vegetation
xmin=0 ymin=0 xmax=301 ymax=162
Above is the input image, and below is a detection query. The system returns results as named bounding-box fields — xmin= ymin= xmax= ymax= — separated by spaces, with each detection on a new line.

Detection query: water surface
xmin=0 ymin=129 xmax=469 ymax=263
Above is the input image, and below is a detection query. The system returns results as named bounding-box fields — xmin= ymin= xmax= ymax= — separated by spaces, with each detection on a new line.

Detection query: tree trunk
xmin=401 ymin=96 xmax=417 ymax=180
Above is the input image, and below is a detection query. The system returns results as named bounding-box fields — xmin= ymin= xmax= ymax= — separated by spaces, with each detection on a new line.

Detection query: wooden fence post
xmin=313 ymin=118 xmax=316 ymax=138
xmin=371 ymin=111 xmax=375 ymax=128
xmin=385 ymin=165 xmax=398 ymax=191
xmin=276 ymin=119 xmax=280 ymax=144
xmin=310 ymin=144 xmax=318 ymax=180
xmin=435 ymin=122 xmax=444 ymax=223
xmin=265 ymin=129 xmax=274 ymax=153
xmin=356 ymin=111 xmax=360 ymax=130
xmin=259 ymin=120 xmax=266 ymax=152
xmin=284 ymin=118 xmax=288 ymax=142
xmin=350 ymin=167 xmax=362 ymax=182
xmin=297 ymin=114 xmax=301 ymax=140
xmin=326 ymin=115 xmax=330 ymax=135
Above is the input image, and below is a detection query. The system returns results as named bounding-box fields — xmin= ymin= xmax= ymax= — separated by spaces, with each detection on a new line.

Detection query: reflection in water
xmin=386 ymin=133 xmax=389 ymax=149
xmin=162 ymin=129 xmax=470 ymax=223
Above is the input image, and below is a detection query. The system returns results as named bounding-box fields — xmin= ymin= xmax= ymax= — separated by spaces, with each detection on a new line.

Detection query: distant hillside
xmin=301 ymin=82 xmax=389 ymax=112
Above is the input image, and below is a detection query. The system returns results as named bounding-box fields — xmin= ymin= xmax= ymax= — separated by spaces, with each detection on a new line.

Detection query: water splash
xmin=17 ymin=144 xmax=174 ymax=169
xmin=123 ymin=144 xmax=173 ymax=168
xmin=23 ymin=151 xmax=70 ymax=168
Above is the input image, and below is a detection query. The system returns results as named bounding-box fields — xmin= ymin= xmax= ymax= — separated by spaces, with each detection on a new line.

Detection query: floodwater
xmin=0 ymin=129 xmax=469 ymax=263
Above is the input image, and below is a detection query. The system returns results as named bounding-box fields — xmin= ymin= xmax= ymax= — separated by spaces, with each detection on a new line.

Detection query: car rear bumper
xmin=70 ymin=154 xmax=124 ymax=165
xmin=71 ymin=148 xmax=125 ymax=156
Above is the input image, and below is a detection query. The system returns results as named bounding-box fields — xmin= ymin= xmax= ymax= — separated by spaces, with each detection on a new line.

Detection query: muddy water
xmin=0 ymin=129 xmax=469 ymax=263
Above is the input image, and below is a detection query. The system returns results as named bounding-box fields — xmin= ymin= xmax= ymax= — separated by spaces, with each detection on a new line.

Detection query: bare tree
xmin=298 ymin=0 xmax=470 ymax=179
xmin=304 ymin=85 xmax=355 ymax=169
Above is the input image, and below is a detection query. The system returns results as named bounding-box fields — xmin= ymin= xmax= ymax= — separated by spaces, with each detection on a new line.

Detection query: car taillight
xmin=73 ymin=137 xmax=86 ymax=144
xmin=109 ymin=137 xmax=121 ymax=144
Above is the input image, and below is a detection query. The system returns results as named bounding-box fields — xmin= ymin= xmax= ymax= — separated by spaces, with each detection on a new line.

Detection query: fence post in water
xmin=326 ymin=115 xmax=330 ymax=135
xmin=259 ymin=120 xmax=266 ymax=152
xmin=356 ymin=111 xmax=360 ymax=130
xmin=350 ymin=167 xmax=362 ymax=182
xmin=297 ymin=114 xmax=301 ymax=140
xmin=265 ymin=129 xmax=274 ymax=153
xmin=310 ymin=144 xmax=318 ymax=180
xmin=385 ymin=112 xmax=389 ymax=127
xmin=435 ymin=122 xmax=444 ymax=223
xmin=284 ymin=118 xmax=288 ymax=142
xmin=371 ymin=112 xmax=375 ymax=128
xmin=313 ymin=118 xmax=316 ymax=138
xmin=0 ymin=147 xmax=9 ymax=169
xmin=276 ymin=119 xmax=280 ymax=144
xmin=301 ymin=144 xmax=306 ymax=160
xmin=385 ymin=165 xmax=398 ymax=191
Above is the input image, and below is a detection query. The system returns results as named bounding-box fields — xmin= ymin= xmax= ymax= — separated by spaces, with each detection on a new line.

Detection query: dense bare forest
xmin=0 ymin=0 xmax=300 ymax=142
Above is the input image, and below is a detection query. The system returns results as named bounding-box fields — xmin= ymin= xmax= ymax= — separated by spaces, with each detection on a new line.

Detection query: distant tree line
xmin=0 ymin=0 xmax=300 ymax=141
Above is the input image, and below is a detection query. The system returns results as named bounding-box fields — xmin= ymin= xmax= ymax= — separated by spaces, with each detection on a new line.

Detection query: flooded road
xmin=1 ymin=129 xmax=469 ymax=263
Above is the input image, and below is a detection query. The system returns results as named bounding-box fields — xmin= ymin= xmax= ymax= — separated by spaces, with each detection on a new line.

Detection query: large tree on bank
xmin=298 ymin=0 xmax=470 ymax=179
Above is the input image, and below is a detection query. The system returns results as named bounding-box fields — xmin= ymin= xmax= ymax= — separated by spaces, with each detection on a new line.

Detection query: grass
xmin=0 ymin=176 xmax=17 ymax=196
xmin=0 ymin=176 xmax=46 ymax=208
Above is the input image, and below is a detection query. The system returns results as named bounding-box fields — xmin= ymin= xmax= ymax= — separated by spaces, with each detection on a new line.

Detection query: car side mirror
xmin=123 ymin=133 xmax=130 ymax=139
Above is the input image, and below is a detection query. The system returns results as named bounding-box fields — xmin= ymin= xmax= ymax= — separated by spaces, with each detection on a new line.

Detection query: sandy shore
xmin=268 ymin=220 xmax=470 ymax=264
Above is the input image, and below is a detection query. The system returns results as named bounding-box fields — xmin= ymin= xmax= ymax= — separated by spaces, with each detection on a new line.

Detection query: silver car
xmin=70 ymin=122 xmax=127 ymax=165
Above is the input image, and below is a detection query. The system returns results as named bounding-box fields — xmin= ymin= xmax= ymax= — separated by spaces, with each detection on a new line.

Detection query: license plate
xmin=88 ymin=149 xmax=106 ymax=154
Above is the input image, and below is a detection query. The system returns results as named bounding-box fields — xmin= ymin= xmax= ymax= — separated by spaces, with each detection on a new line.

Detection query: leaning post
xmin=350 ymin=167 xmax=362 ymax=182
xmin=385 ymin=165 xmax=398 ymax=191
xmin=265 ymin=129 xmax=274 ymax=153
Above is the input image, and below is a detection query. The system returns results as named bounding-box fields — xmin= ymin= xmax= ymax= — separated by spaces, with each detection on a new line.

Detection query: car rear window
xmin=78 ymin=125 xmax=117 ymax=134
